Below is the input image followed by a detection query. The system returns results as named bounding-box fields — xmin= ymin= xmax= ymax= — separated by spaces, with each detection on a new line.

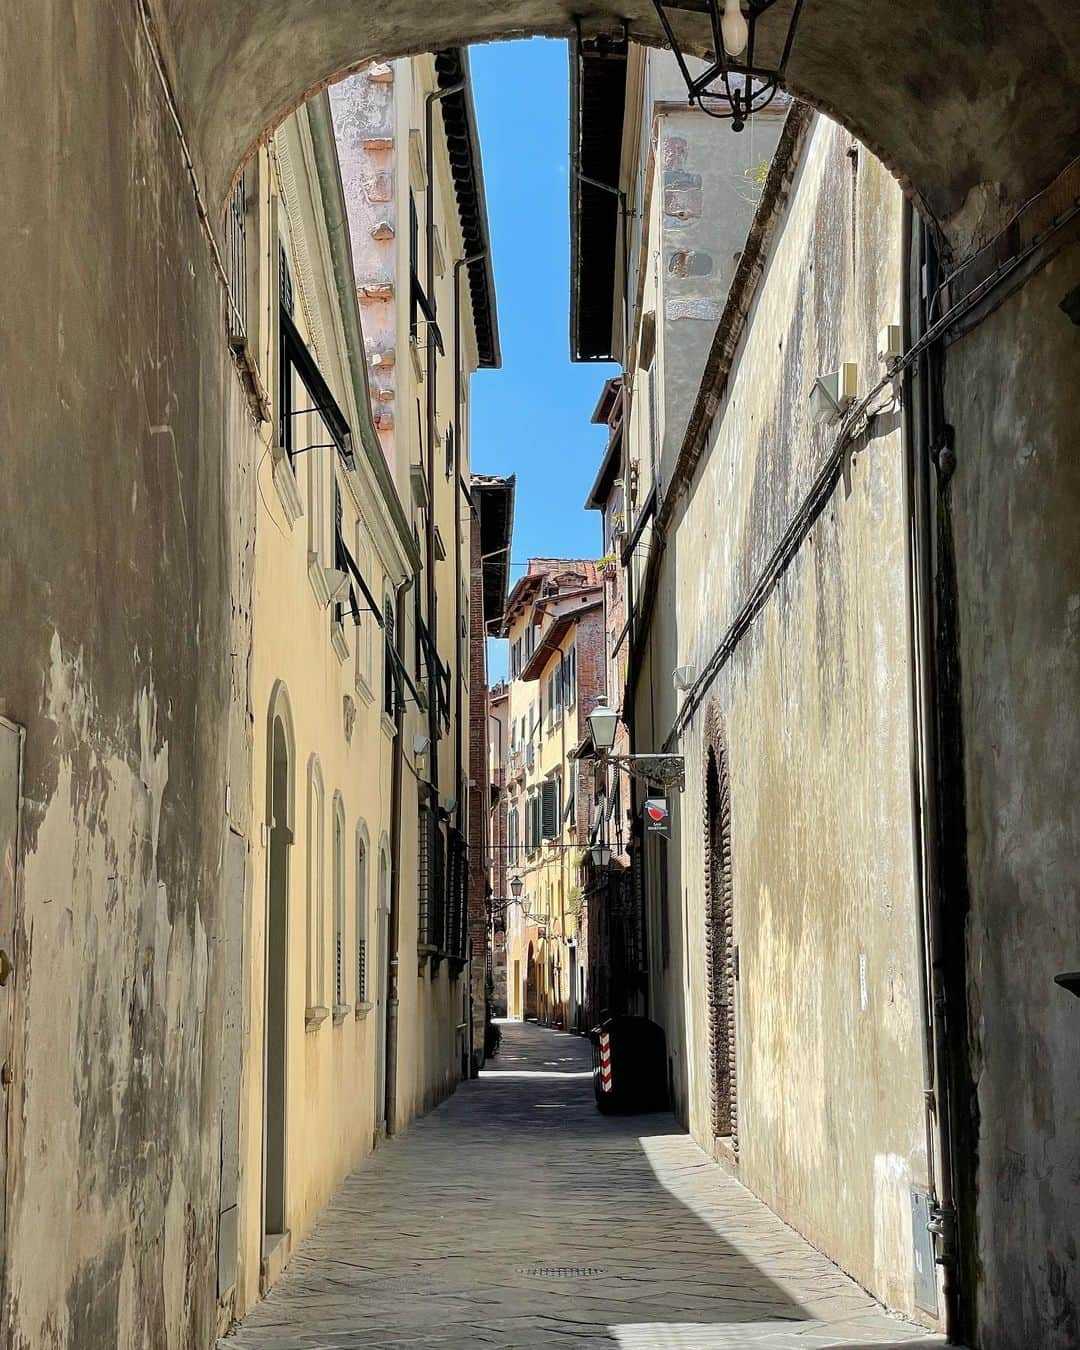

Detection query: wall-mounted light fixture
xmin=809 ymin=362 xmax=859 ymax=426
xmin=651 ymin=0 xmax=805 ymax=131
xmin=590 ymin=843 xmax=612 ymax=869
xmin=586 ymin=702 xmax=686 ymax=792
xmin=673 ymin=664 xmax=696 ymax=691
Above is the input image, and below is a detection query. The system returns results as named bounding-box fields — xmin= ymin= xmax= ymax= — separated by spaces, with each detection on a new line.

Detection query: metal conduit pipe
xmin=902 ymin=198 xmax=960 ymax=1340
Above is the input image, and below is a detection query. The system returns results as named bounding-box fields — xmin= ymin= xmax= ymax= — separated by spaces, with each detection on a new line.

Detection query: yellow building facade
xmin=228 ymin=48 xmax=498 ymax=1324
xmin=500 ymin=562 xmax=604 ymax=1031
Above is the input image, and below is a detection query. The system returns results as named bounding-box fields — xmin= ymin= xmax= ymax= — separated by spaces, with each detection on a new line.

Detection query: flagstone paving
xmin=221 ymin=1020 xmax=946 ymax=1349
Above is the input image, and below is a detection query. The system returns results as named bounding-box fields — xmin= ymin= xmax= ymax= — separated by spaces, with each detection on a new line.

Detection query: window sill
xmin=381 ymin=712 xmax=397 ymax=741
xmin=272 ymin=446 xmax=303 ymax=529
xmin=305 ymin=1004 xmax=330 ymax=1031
xmin=308 ymin=552 xmax=333 ymax=609
xmin=354 ymin=1000 xmax=373 ymax=1021
xmin=355 ymin=671 xmax=375 ymax=706
xmin=332 ymin=1002 xmax=350 ymax=1025
xmin=409 ymin=338 xmax=425 ymax=385
xmin=330 ymin=622 xmax=349 ymax=664
xmin=417 ymin=942 xmax=437 ymax=974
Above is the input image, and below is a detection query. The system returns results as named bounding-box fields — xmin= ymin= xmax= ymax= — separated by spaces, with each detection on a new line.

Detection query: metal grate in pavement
xmin=518 ymin=1265 xmax=605 ymax=1279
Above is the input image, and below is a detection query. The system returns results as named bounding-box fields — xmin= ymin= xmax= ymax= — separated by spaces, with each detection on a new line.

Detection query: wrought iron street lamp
xmin=590 ymin=843 xmax=612 ymax=869
xmin=585 ymin=702 xmax=685 ymax=792
xmin=651 ymin=0 xmax=805 ymax=131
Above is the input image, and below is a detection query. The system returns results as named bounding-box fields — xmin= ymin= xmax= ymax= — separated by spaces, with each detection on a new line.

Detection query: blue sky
xmin=469 ymin=39 xmax=618 ymax=592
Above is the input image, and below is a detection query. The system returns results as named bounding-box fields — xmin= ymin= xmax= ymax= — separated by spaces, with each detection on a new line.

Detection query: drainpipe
xmin=384 ymin=574 xmax=414 ymax=1136
xmin=901 ymin=198 xmax=959 ymax=1339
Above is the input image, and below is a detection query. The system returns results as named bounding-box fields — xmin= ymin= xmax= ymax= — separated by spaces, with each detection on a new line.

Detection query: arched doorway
xmin=704 ymin=706 xmax=737 ymax=1153
xmin=264 ymin=685 xmax=294 ymax=1252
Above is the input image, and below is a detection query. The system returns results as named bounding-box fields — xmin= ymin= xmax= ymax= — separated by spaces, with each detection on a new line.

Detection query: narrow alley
xmin=221 ymin=1023 xmax=943 ymax=1349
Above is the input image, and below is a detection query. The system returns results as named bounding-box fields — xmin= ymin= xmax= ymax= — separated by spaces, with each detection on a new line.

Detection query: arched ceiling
xmin=157 ymin=0 xmax=1080 ymax=257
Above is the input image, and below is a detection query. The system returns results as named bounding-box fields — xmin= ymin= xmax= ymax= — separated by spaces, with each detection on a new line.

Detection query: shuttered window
xmin=541 ymin=778 xmax=560 ymax=841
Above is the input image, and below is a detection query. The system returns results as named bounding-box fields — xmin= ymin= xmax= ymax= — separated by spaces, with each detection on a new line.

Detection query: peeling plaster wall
xmin=0 ymin=3 xmax=256 ymax=1346
xmin=636 ymin=116 xmax=933 ymax=1321
xmin=942 ymin=244 xmax=1080 ymax=1350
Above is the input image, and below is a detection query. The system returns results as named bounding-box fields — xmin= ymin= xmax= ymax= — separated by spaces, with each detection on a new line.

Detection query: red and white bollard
xmin=599 ymin=1029 xmax=613 ymax=1093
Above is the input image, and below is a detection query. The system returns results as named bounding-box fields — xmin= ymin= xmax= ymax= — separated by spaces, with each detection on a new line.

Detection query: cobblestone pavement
xmin=223 ymin=1021 xmax=945 ymax=1350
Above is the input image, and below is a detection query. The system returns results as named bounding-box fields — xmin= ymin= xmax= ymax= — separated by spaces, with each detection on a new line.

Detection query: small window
xmin=224 ymin=171 xmax=248 ymax=342
xmin=356 ymin=827 xmax=369 ymax=1006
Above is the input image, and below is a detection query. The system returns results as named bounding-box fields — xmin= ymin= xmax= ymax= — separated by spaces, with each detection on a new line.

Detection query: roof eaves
xmin=435 ymin=49 xmax=502 ymax=369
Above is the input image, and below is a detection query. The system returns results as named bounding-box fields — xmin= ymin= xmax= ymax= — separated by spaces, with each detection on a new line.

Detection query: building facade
xmin=573 ymin=44 xmax=939 ymax=1332
xmin=498 ymin=561 xmax=605 ymax=1029
xmin=218 ymin=48 xmax=500 ymax=1325
xmin=332 ymin=50 xmax=500 ymax=1114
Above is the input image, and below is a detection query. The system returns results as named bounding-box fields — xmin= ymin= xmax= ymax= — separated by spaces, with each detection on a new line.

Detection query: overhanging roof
xmin=569 ymin=33 xmax=627 ymax=363
xmin=584 ymin=378 xmax=624 ymax=510
xmin=520 ymin=600 xmax=603 ymax=682
xmin=435 ymin=49 xmax=501 ymax=369
xmin=472 ymin=474 xmax=515 ymax=633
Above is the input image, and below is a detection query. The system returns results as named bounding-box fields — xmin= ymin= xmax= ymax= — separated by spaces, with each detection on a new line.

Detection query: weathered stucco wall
xmin=636 ymin=115 xmax=934 ymax=1321
xmin=942 ymin=243 xmax=1080 ymax=1350
xmin=0 ymin=2 xmax=256 ymax=1346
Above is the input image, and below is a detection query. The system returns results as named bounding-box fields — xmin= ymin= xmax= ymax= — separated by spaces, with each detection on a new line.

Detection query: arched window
xmin=355 ymin=822 xmax=370 ymax=1007
xmin=305 ymin=756 xmax=326 ymax=1023
xmin=332 ymin=793 xmax=347 ymax=1017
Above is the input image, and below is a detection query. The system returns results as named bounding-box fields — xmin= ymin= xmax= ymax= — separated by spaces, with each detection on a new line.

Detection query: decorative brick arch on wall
xmin=703 ymin=700 xmax=738 ymax=1153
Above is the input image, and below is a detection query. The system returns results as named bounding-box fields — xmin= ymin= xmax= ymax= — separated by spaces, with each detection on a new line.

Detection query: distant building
xmin=498 ymin=561 xmax=606 ymax=1029
xmin=467 ymin=475 xmax=515 ymax=1061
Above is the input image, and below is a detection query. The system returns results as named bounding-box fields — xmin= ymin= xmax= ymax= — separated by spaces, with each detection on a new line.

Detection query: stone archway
xmin=703 ymin=701 xmax=737 ymax=1154
xmin=146 ymin=0 xmax=1080 ymax=256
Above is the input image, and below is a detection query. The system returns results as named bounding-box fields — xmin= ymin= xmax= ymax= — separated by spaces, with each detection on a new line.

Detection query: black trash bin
xmin=589 ymin=1016 xmax=669 ymax=1115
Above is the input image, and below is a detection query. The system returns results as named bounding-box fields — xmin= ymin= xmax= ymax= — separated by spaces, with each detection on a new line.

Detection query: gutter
xmin=306 ymin=92 xmax=420 ymax=576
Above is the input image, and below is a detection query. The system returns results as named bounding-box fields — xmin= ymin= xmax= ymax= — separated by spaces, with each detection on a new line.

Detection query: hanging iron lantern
xmin=651 ymin=0 xmax=805 ymax=131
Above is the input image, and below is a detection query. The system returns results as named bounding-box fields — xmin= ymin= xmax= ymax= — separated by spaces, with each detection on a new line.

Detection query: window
xmin=564 ymin=646 xmax=577 ymax=708
xmin=409 ymin=191 xmax=421 ymax=341
xmin=354 ymin=521 xmax=374 ymax=691
xmin=356 ymin=826 xmax=369 ymax=1007
xmin=445 ymin=424 xmax=454 ymax=481
xmin=418 ymin=803 xmax=432 ymax=946
xmin=306 ymin=756 xmax=326 ymax=1019
xmin=541 ymin=778 xmax=561 ymax=841
xmin=224 ymin=171 xmax=248 ymax=343
xmin=510 ymin=637 xmax=523 ymax=680
xmin=333 ymin=794 xmax=346 ymax=1014
xmin=564 ymin=763 xmax=576 ymax=826
xmin=525 ymin=791 xmax=539 ymax=854
xmin=383 ymin=589 xmax=397 ymax=718
xmin=507 ymin=805 xmax=520 ymax=867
